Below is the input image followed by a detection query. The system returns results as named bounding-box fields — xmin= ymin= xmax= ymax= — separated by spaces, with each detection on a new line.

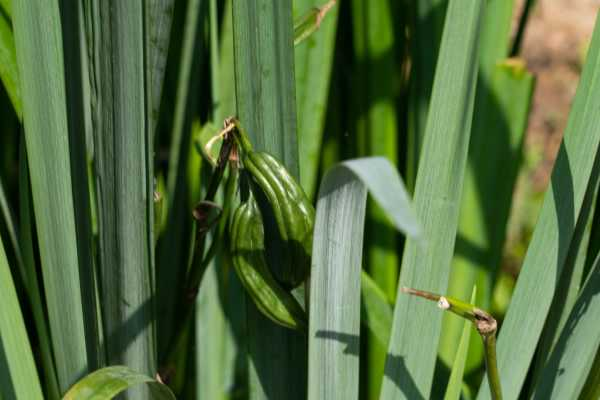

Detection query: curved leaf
xmin=63 ymin=366 xmax=175 ymax=400
xmin=308 ymin=156 xmax=420 ymax=400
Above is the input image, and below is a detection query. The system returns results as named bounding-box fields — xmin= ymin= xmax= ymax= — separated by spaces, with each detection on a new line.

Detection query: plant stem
xmin=483 ymin=332 xmax=502 ymax=400
xmin=401 ymin=287 xmax=502 ymax=400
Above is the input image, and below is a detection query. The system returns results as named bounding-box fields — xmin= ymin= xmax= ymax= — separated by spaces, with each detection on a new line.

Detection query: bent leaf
xmin=63 ymin=366 xmax=175 ymax=400
xmin=308 ymin=156 xmax=420 ymax=400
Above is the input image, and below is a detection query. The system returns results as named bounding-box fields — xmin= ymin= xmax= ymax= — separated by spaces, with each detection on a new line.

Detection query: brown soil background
xmin=503 ymin=1 xmax=599 ymax=272
xmin=519 ymin=0 xmax=599 ymax=189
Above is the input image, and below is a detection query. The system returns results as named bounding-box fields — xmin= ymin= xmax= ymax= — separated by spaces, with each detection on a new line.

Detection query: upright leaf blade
xmin=0 ymin=13 xmax=20 ymax=118
xmin=532 ymin=254 xmax=600 ymax=399
xmin=350 ymin=0 xmax=401 ymax=395
xmin=86 ymin=0 xmax=156 ymax=392
xmin=294 ymin=0 xmax=339 ymax=198
xmin=308 ymin=157 xmax=420 ymax=400
xmin=477 ymin=13 xmax=600 ymax=400
xmin=381 ymin=1 xmax=484 ymax=398
xmin=232 ymin=1 xmax=303 ymax=398
xmin=13 ymin=0 xmax=89 ymax=390
xmin=0 ymin=237 xmax=43 ymax=400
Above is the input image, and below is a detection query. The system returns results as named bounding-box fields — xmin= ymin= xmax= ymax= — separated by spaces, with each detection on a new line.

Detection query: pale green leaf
xmin=0 ymin=13 xmax=20 ymax=118
xmin=381 ymin=1 xmax=484 ymax=398
xmin=13 ymin=0 xmax=89 ymax=390
xmin=308 ymin=157 xmax=420 ymax=400
xmin=0 ymin=237 xmax=43 ymax=400
xmin=477 ymin=13 xmax=600 ymax=400
xmin=532 ymin=253 xmax=600 ymax=399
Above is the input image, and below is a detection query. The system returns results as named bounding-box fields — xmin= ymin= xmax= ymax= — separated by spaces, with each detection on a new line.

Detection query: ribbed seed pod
xmin=243 ymin=151 xmax=315 ymax=288
xmin=230 ymin=192 xmax=307 ymax=331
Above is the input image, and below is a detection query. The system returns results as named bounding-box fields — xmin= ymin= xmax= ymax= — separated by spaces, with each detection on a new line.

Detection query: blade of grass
xmin=440 ymin=58 xmax=534 ymax=373
xmin=380 ymin=1 xmax=484 ymax=398
xmin=308 ymin=157 xmax=421 ymax=400
xmin=85 ymin=0 xmax=156 ymax=392
xmin=579 ymin=348 xmax=600 ymax=400
xmin=13 ymin=0 xmax=89 ymax=390
xmin=19 ymin=142 xmax=60 ymax=399
xmin=195 ymin=3 xmax=242 ymax=398
xmin=231 ymin=1 xmax=305 ymax=399
xmin=350 ymin=0 xmax=401 ymax=396
xmin=157 ymin=0 xmax=205 ymax=356
xmin=361 ymin=270 xmax=392 ymax=348
xmin=0 ymin=0 xmax=9 ymax=18
xmin=443 ymin=288 xmax=476 ymax=400
xmin=406 ymin=0 xmax=447 ymax=191
xmin=530 ymin=183 xmax=596 ymax=390
xmin=0 ymin=237 xmax=43 ymax=400
xmin=532 ymin=253 xmax=600 ymax=399
xmin=294 ymin=0 xmax=339 ymax=198
xmin=477 ymin=12 xmax=600 ymax=400
xmin=63 ymin=366 xmax=175 ymax=400
xmin=145 ymin=0 xmax=175 ymax=137
xmin=60 ymin=0 xmax=102 ymax=371
xmin=0 ymin=13 xmax=20 ymax=118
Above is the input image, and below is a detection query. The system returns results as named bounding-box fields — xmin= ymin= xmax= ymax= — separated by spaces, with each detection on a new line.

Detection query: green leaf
xmin=0 ymin=13 xmax=20 ymax=118
xmin=579 ymin=348 xmax=600 ymax=400
xmin=308 ymin=157 xmax=420 ymax=400
xmin=361 ymin=270 xmax=392 ymax=348
xmin=0 ymin=236 xmax=43 ymax=400
xmin=350 ymin=0 xmax=402 ymax=395
xmin=477 ymin=14 xmax=600 ymax=400
xmin=0 ymin=0 xmax=10 ymax=18
xmin=406 ymin=0 xmax=447 ymax=190
xmin=381 ymin=1 xmax=484 ymax=398
xmin=157 ymin=0 xmax=205 ymax=355
xmin=13 ymin=0 xmax=89 ymax=390
xmin=18 ymin=142 xmax=60 ymax=399
xmin=145 ymin=0 xmax=174 ymax=136
xmin=63 ymin=366 xmax=175 ymax=400
xmin=531 ymin=182 xmax=596 ymax=388
xmin=443 ymin=288 xmax=476 ymax=400
xmin=60 ymin=0 xmax=102 ymax=371
xmin=294 ymin=0 xmax=338 ymax=198
xmin=232 ymin=1 xmax=305 ymax=399
xmin=85 ymin=0 xmax=156 ymax=390
xmin=441 ymin=58 xmax=534 ymax=373
xmin=532 ymin=253 xmax=600 ymax=399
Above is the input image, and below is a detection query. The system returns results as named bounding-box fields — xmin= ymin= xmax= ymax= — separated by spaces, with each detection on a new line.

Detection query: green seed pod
xmin=243 ymin=151 xmax=315 ymax=288
xmin=230 ymin=193 xmax=307 ymax=331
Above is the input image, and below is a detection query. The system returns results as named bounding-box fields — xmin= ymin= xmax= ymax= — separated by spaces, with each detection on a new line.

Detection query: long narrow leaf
xmin=0 ymin=13 xmax=20 ymax=118
xmin=157 ymin=0 xmax=205 ymax=355
xmin=308 ymin=157 xmax=421 ymax=400
xmin=443 ymin=288 xmax=476 ymax=400
xmin=406 ymin=0 xmax=447 ymax=190
xmin=477 ymin=12 xmax=600 ymax=400
xmin=85 ymin=0 xmax=156 ymax=391
xmin=13 ymin=0 xmax=89 ymax=390
xmin=381 ymin=1 xmax=484 ymax=398
xmin=532 ymin=253 xmax=600 ymax=399
xmin=19 ymin=140 xmax=60 ymax=399
xmin=294 ymin=0 xmax=339 ymax=198
xmin=441 ymin=57 xmax=534 ymax=373
xmin=231 ymin=1 xmax=304 ymax=399
xmin=0 ymin=237 xmax=43 ymax=400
